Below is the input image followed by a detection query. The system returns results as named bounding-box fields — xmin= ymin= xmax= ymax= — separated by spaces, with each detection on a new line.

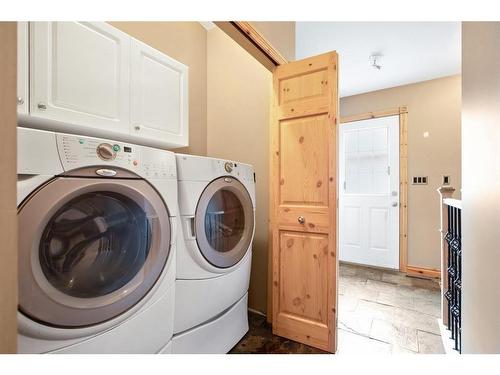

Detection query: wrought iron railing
xmin=444 ymin=199 xmax=462 ymax=353
xmin=438 ymin=187 xmax=462 ymax=353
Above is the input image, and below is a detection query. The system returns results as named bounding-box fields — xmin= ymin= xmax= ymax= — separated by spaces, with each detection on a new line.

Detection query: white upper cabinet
xmin=17 ymin=22 xmax=29 ymax=115
xmin=130 ymin=39 xmax=188 ymax=147
xmin=30 ymin=22 xmax=131 ymax=134
xmin=20 ymin=22 xmax=189 ymax=149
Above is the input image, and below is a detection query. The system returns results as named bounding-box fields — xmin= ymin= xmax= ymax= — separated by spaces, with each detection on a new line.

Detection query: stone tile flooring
xmin=337 ymin=263 xmax=444 ymax=354
xmin=230 ymin=262 xmax=445 ymax=354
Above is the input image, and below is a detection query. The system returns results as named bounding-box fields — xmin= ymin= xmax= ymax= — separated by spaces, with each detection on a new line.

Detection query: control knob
xmin=224 ymin=162 xmax=234 ymax=173
xmin=97 ymin=143 xmax=116 ymax=161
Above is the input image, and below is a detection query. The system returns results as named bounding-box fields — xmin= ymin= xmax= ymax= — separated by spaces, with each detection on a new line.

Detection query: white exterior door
xmin=130 ymin=39 xmax=188 ymax=147
xmin=339 ymin=115 xmax=400 ymax=269
xmin=30 ymin=22 xmax=131 ymax=134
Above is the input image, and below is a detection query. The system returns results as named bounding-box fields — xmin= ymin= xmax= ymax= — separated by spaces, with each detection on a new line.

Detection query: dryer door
xmin=195 ymin=177 xmax=254 ymax=268
xmin=18 ymin=177 xmax=171 ymax=328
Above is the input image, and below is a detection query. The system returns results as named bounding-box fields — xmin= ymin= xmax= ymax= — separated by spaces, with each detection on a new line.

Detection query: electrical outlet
xmin=412 ymin=176 xmax=428 ymax=185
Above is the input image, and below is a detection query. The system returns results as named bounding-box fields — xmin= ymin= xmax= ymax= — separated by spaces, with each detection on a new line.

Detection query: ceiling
xmin=295 ymin=22 xmax=461 ymax=97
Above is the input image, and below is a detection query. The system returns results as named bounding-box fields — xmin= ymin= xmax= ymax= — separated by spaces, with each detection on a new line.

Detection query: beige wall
xmin=0 ymin=22 xmax=18 ymax=353
xmin=462 ymin=22 xmax=500 ymax=353
xmin=341 ymin=75 xmax=461 ymax=270
xmin=207 ymin=27 xmax=272 ymax=313
xmin=110 ymin=22 xmax=207 ymax=156
xmin=251 ymin=22 xmax=296 ymax=61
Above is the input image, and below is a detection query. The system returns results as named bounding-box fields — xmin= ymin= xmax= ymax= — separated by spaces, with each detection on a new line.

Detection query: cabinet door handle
xmin=37 ymin=103 xmax=47 ymax=110
xmin=17 ymin=97 xmax=24 ymax=105
xmin=134 ymin=125 xmax=141 ymax=131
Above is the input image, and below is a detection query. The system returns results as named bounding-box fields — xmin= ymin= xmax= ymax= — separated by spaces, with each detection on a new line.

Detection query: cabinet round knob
xmin=17 ymin=97 xmax=24 ymax=105
xmin=297 ymin=216 xmax=305 ymax=224
xmin=134 ymin=126 xmax=141 ymax=131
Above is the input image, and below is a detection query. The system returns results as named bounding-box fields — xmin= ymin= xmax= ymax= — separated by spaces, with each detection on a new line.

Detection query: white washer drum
xmin=195 ymin=176 xmax=254 ymax=268
xmin=18 ymin=167 xmax=171 ymax=328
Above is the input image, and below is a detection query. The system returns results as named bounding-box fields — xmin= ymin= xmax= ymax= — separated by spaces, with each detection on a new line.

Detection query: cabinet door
xmin=130 ymin=39 xmax=188 ymax=148
xmin=17 ymin=22 xmax=29 ymax=115
xmin=30 ymin=22 xmax=130 ymax=134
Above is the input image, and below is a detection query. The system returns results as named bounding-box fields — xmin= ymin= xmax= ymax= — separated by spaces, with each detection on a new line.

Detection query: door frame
xmin=340 ymin=106 xmax=408 ymax=273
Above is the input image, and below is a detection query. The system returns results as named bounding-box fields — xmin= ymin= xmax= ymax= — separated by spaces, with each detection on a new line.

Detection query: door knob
xmin=17 ymin=97 xmax=24 ymax=105
xmin=392 ymin=202 xmax=399 ymax=207
xmin=297 ymin=216 xmax=305 ymax=224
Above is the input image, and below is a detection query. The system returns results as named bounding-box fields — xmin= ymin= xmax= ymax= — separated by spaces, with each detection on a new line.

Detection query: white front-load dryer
xmin=172 ymin=154 xmax=255 ymax=353
xmin=17 ymin=127 xmax=177 ymax=353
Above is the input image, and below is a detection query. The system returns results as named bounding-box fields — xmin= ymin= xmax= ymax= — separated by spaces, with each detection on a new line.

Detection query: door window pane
xmin=204 ymin=189 xmax=245 ymax=253
xmin=39 ymin=191 xmax=151 ymax=298
xmin=344 ymin=127 xmax=389 ymax=194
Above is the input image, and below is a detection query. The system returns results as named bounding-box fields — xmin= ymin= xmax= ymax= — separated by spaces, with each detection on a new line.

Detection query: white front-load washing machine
xmin=172 ymin=154 xmax=255 ymax=354
xmin=17 ymin=127 xmax=177 ymax=354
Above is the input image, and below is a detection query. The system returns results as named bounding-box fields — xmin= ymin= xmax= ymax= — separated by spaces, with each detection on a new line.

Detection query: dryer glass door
xmin=195 ymin=177 xmax=254 ymax=268
xmin=18 ymin=176 xmax=171 ymax=328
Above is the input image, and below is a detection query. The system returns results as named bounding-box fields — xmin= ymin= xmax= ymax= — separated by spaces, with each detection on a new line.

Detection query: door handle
xmin=297 ymin=216 xmax=305 ymax=224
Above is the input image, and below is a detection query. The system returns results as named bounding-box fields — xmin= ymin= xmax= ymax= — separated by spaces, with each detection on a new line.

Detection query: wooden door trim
xmin=232 ymin=22 xmax=288 ymax=66
xmin=214 ymin=22 xmax=288 ymax=72
xmin=339 ymin=106 xmax=408 ymax=273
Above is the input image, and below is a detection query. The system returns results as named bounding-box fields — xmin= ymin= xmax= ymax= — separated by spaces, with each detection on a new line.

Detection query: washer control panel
xmin=56 ymin=134 xmax=176 ymax=179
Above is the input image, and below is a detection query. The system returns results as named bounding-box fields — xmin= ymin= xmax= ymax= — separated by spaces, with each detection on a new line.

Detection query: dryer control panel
xmin=216 ymin=159 xmax=254 ymax=183
xmin=56 ymin=133 xmax=176 ymax=179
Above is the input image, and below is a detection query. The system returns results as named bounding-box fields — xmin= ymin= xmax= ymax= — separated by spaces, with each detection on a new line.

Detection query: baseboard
xmin=247 ymin=307 xmax=267 ymax=318
xmin=406 ymin=265 xmax=440 ymax=279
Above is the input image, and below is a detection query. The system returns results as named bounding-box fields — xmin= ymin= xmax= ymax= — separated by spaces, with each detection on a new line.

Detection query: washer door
xmin=18 ymin=177 xmax=171 ymax=328
xmin=195 ymin=177 xmax=254 ymax=268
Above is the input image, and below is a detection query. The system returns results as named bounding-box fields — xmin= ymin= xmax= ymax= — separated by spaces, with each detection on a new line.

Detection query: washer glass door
xmin=18 ymin=176 xmax=171 ymax=328
xmin=195 ymin=177 xmax=254 ymax=268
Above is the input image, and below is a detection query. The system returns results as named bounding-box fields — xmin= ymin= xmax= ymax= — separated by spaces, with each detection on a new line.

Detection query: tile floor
xmin=337 ymin=262 xmax=444 ymax=354
xmin=230 ymin=262 xmax=446 ymax=354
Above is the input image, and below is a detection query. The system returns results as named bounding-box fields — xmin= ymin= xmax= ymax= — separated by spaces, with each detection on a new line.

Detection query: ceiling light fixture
xmin=370 ymin=54 xmax=383 ymax=70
